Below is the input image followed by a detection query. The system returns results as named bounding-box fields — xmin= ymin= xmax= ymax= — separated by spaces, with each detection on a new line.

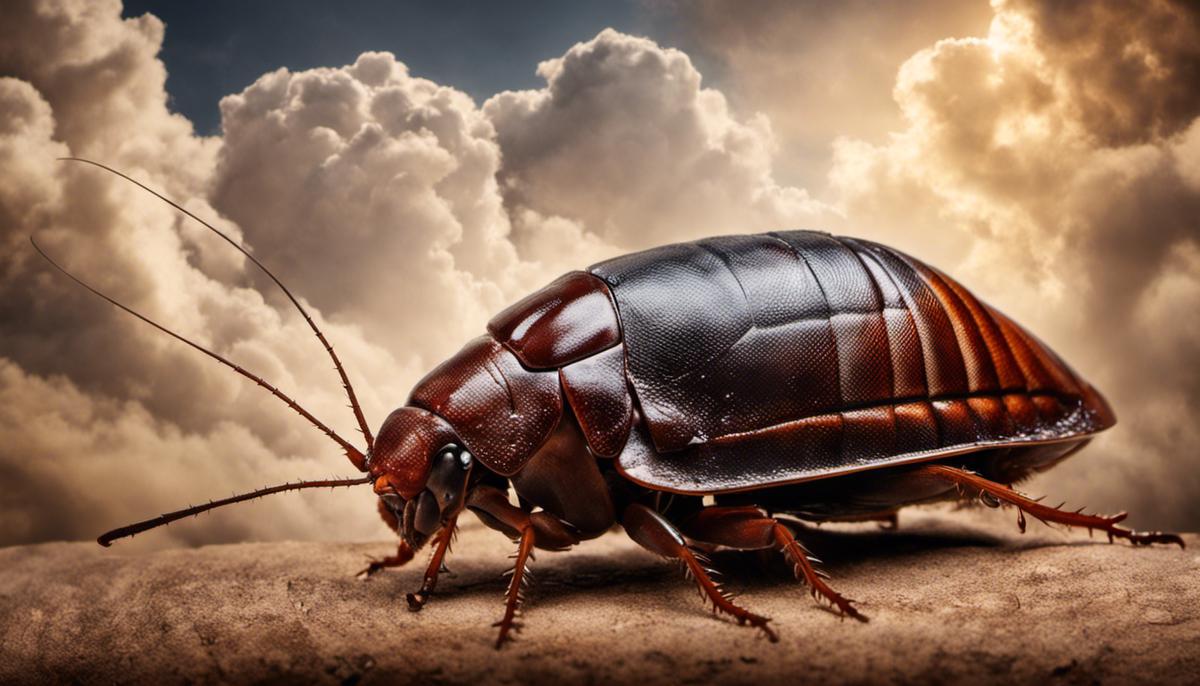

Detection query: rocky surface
xmin=0 ymin=506 xmax=1196 ymax=685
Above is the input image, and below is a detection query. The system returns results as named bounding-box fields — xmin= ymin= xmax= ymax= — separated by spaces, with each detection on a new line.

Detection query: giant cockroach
xmin=40 ymin=159 xmax=1182 ymax=647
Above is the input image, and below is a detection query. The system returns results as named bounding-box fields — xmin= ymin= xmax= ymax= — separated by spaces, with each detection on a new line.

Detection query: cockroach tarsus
xmin=44 ymin=159 xmax=1183 ymax=648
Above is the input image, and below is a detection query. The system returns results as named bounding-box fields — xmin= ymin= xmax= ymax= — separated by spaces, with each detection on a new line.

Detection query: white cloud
xmin=211 ymin=51 xmax=523 ymax=366
xmin=485 ymin=29 xmax=833 ymax=252
xmin=0 ymin=0 xmax=402 ymax=546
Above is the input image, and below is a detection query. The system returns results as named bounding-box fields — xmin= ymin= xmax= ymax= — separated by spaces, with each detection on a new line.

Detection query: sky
xmin=120 ymin=1 xmax=650 ymax=136
xmin=1 ymin=0 xmax=1197 ymax=548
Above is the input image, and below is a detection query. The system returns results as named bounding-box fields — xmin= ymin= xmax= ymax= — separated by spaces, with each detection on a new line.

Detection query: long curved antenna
xmin=57 ymin=157 xmax=376 ymax=452
xmin=97 ymin=475 xmax=373 ymax=546
xmin=31 ymin=237 xmax=368 ymax=470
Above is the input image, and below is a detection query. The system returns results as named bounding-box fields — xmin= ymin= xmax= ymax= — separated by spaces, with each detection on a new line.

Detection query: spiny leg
xmin=916 ymin=464 xmax=1184 ymax=548
xmin=494 ymin=525 xmax=536 ymax=649
xmin=623 ymin=503 xmax=778 ymax=641
xmin=774 ymin=521 xmax=866 ymax=620
xmin=406 ymin=515 xmax=459 ymax=611
xmin=464 ymin=486 xmax=581 ymax=649
xmin=681 ymin=506 xmax=866 ymax=622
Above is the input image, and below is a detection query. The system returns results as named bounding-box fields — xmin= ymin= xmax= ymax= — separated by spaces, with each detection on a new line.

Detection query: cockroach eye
xmin=459 ymin=451 xmax=472 ymax=469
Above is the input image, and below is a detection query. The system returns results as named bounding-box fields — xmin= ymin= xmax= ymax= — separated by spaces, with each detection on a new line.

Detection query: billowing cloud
xmin=1 ymin=0 xmax=1197 ymax=548
xmin=485 ymin=29 xmax=832 ymax=252
xmin=0 ymin=3 xmax=824 ymax=547
xmin=211 ymin=53 xmax=528 ymax=365
xmin=0 ymin=0 xmax=398 ymax=547
xmin=659 ymin=0 xmax=994 ymax=191
xmin=1020 ymin=0 xmax=1200 ymax=147
xmin=823 ymin=0 xmax=1200 ymax=528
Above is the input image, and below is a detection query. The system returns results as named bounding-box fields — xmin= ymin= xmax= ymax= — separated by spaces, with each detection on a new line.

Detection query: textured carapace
xmin=488 ymin=271 xmax=621 ymax=368
xmin=408 ymin=336 xmax=563 ymax=476
xmin=559 ymin=345 xmax=634 ymax=458
xmin=586 ymin=231 xmax=1113 ymax=493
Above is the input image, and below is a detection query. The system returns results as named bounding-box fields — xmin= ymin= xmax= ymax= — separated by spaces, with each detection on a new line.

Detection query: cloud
xmin=1 ymin=0 xmax=1196 ymax=548
xmin=484 ymin=29 xmax=832 ymax=252
xmin=210 ymin=53 xmax=530 ymax=365
xmin=657 ymin=0 xmax=994 ymax=190
xmin=0 ymin=357 xmax=369 ymax=546
xmin=822 ymin=0 xmax=1200 ymax=528
xmin=0 ymin=4 xmax=826 ymax=547
xmin=0 ymin=0 xmax=408 ymax=547
xmin=1019 ymin=0 xmax=1200 ymax=147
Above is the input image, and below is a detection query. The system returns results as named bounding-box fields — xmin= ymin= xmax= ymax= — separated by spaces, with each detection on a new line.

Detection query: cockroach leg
xmin=622 ymin=504 xmax=778 ymax=641
xmin=919 ymin=464 xmax=1185 ymax=548
xmin=681 ymin=506 xmax=866 ymax=622
xmin=464 ymin=486 xmax=581 ymax=648
xmin=772 ymin=523 xmax=866 ymax=621
xmin=407 ymin=517 xmax=459 ymax=611
xmin=493 ymin=526 xmax=536 ymax=649
xmin=356 ymin=540 xmax=415 ymax=579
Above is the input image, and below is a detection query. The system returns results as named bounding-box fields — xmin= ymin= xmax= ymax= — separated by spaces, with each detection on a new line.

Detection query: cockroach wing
xmin=487 ymin=270 xmax=632 ymax=459
xmin=589 ymin=231 xmax=1115 ymax=494
xmin=559 ymin=345 xmax=633 ymax=458
xmin=488 ymin=271 xmax=621 ymax=369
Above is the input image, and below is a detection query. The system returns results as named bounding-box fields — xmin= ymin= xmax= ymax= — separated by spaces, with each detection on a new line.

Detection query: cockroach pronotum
xmin=40 ymin=159 xmax=1182 ymax=647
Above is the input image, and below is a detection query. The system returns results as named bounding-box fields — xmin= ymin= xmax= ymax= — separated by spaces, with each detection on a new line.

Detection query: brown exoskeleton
xmin=49 ymin=160 xmax=1181 ymax=648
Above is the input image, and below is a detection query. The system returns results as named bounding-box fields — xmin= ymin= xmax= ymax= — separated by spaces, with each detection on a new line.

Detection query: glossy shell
xmin=422 ymin=230 xmax=1114 ymax=493
xmin=488 ymin=271 xmax=620 ymax=368
xmin=589 ymin=231 xmax=1113 ymax=493
xmin=408 ymin=336 xmax=563 ymax=475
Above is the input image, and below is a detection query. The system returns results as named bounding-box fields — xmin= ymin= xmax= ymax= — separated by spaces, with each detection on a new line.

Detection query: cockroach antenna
xmin=30 ymin=237 xmax=367 ymax=469
xmin=96 ymin=476 xmax=372 ymax=546
xmin=55 ymin=157 xmax=376 ymax=454
xmin=30 ymin=233 xmax=377 ymax=545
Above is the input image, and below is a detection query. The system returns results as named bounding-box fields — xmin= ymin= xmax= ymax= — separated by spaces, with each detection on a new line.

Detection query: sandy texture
xmin=0 ymin=506 xmax=1196 ymax=685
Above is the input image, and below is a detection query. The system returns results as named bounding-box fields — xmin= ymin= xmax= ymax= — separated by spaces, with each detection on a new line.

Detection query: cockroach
xmin=42 ymin=159 xmax=1182 ymax=648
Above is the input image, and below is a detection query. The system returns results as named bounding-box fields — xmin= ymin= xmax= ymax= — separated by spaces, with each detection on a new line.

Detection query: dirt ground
xmin=0 ymin=505 xmax=1196 ymax=685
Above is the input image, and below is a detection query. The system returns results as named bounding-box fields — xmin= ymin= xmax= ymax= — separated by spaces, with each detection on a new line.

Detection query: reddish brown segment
xmin=559 ymin=345 xmax=634 ymax=457
xmin=408 ymin=336 xmax=562 ymax=475
xmin=590 ymin=231 xmax=1115 ymax=494
xmin=370 ymin=407 xmax=459 ymax=498
xmin=488 ymin=271 xmax=621 ymax=369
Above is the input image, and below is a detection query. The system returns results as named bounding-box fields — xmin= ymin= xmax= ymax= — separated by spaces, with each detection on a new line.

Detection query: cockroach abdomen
xmin=591 ymin=231 xmax=1116 ymax=494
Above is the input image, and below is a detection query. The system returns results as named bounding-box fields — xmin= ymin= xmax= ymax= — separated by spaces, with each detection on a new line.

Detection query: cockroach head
xmin=368 ymin=407 xmax=474 ymax=549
